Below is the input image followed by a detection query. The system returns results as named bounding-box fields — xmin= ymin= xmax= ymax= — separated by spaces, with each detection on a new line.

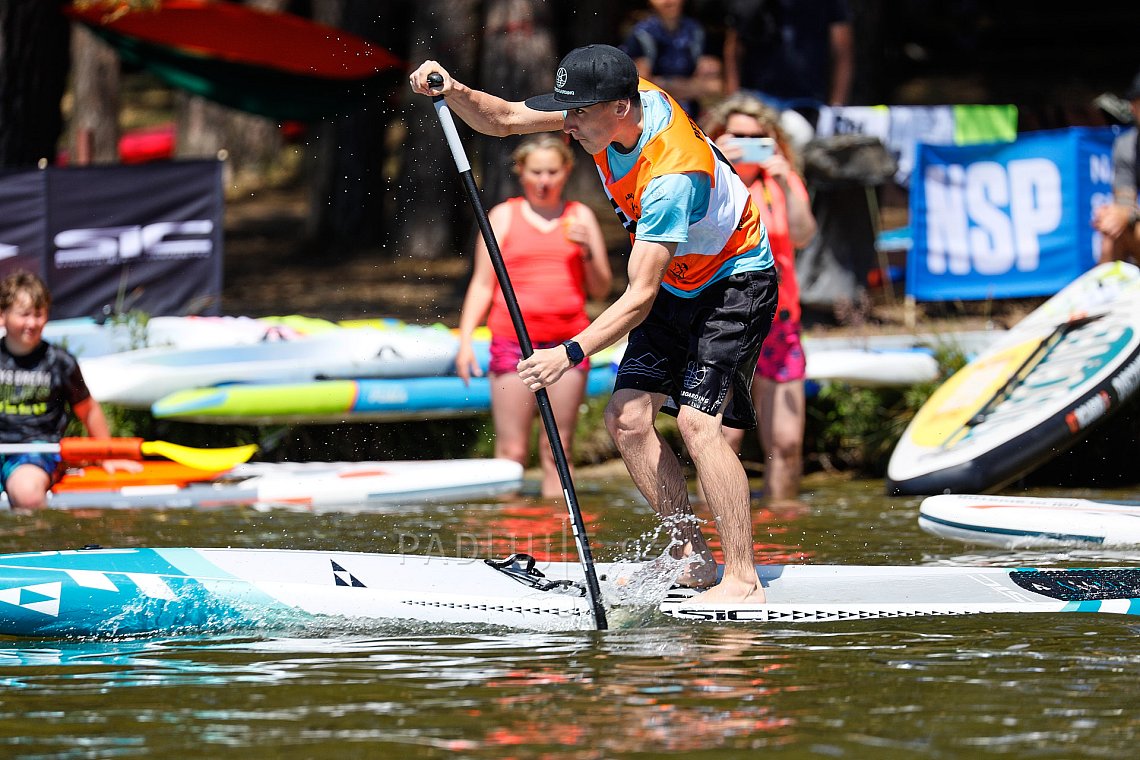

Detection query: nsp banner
xmin=0 ymin=160 xmax=223 ymax=318
xmin=907 ymin=127 xmax=1116 ymax=301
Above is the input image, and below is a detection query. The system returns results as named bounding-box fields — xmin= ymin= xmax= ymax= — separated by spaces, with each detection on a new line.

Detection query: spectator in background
xmin=723 ymin=0 xmax=853 ymax=111
xmin=453 ymin=134 xmax=612 ymax=499
xmin=621 ymin=0 xmax=723 ymax=117
xmin=0 ymin=270 xmax=139 ymax=510
xmin=703 ymin=94 xmax=817 ymax=505
xmin=1093 ymin=69 xmax=1140 ymax=266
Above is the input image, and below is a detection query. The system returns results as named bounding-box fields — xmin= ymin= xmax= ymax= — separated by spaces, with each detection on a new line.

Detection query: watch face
xmin=563 ymin=340 xmax=584 ymax=365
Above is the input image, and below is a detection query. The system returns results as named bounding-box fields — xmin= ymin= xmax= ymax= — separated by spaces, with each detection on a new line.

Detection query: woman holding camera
xmin=703 ymin=93 xmax=817 ymax=505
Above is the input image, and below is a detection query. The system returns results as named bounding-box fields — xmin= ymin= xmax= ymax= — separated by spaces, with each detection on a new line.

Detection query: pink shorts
xmin=489 ymin=336 xmax=590 ymax=375
xmin=756 ymin=317 xmax=806 ymax=383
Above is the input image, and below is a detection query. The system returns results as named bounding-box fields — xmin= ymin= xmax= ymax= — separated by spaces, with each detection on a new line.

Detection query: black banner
xmin=0 ymin=170 xmax=48 ymax=277
xmin=0 ymin=160 xmax=223 ymax=319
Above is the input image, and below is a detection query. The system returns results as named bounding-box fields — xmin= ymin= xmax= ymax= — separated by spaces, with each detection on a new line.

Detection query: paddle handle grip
xmin=427 ymin=73 xmax=472 ymax=174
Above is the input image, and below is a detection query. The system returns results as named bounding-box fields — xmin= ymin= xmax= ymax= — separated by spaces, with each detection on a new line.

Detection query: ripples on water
xmin=0 ymin=476 xmax=1139 ymax=757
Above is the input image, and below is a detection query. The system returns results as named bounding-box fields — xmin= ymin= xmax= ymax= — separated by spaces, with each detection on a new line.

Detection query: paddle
xmin=426 ymin=73 xmax=608 ymax=631
xmin=0 ymin=438 xmax=257 ymax=471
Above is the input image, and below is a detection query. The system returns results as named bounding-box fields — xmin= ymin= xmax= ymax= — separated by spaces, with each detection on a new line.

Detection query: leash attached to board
xmin=426 ymin=72 xmax=608 ymax=631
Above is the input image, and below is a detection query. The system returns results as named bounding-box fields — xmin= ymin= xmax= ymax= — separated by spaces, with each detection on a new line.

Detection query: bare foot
xmin=689 ymin=574 xmax=766 ymax=604
xmin=673 ymin=552 xmax=718 ymax=589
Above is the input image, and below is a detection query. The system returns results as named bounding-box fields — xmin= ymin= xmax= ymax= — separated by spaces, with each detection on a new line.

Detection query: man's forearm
xmin=441 ymin=81 xmax=562 ymax=137
xmin=573 ymin=240 xmax=672 ymax=356
xmin=574 ymin=287 xmax=656 ymax=357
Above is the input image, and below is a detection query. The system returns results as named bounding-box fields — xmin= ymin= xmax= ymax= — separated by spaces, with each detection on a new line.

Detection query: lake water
xmin=0 ymin=472 xmax=1138 ymax=758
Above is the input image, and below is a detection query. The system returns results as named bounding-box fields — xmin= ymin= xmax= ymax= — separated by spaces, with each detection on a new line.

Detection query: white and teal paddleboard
xmin=887 ymin=262 xmax=1140 ymax=496
xmin=0 ymin=548 xmax=1138 ymax=637
xmin=919 ymin=493 xmax=1140 ymax=548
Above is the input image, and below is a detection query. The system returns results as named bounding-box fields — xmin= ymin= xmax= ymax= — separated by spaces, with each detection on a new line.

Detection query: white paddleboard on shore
xmin=0 ymin=548 xmax=1138 ymax=637
xmin=35 ymin=459 xmax=524 ymax=511
xmin=919 ymin=493 xmax=1140 ymax=548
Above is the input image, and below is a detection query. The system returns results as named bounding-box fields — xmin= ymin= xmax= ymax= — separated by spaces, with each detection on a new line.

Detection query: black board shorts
xmin=614 ymin=268 xmax=779 ymax=429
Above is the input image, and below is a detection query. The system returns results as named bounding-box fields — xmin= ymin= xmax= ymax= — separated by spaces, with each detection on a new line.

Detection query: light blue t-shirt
xmin=604 ymin=91 xmax=710 ymax=243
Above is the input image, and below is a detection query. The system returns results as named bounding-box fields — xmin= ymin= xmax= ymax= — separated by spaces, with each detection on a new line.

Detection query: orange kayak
xmin=53 ymin=461 xmax=228 ymax=492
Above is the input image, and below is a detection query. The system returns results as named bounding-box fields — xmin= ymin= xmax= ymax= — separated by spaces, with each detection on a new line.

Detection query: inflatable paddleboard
xmin=887 ymin=262 xmax=1140 ymax=495
xmin=0 ymin=548 xmax=1137 ymax=637
xmin=151 ymin=364 xmax=617 ymax=424
xmin=919 ymin=493 xmax=1140 ymax=548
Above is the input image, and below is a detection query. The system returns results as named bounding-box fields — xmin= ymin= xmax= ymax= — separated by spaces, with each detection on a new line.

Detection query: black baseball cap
xmin=524 ymin=44 xmax=639 ymax=112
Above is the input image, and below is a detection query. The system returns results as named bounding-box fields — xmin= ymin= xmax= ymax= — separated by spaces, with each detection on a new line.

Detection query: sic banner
xmin=0 ymin=160 xmax=223 ymax=318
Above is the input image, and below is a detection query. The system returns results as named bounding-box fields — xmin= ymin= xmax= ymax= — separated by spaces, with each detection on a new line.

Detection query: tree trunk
xmin=304 ymin=0 xmax=404 ymax=255
xmin=475 ymin=0 xmax=557 ymax=207
xmin=68 ymin=23 xmax=119 ymax=165
xmin=174 ymin=0 xmax=284 ymax=187
xmin=392 ymin=0 xmax=480 ymax=260
xmin=0 ymin=0 xmax=71 ymax=168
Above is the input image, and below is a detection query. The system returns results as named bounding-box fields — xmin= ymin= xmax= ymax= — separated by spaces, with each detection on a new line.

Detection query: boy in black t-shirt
xmin=0 ymin=271 xmax=135 ymax=509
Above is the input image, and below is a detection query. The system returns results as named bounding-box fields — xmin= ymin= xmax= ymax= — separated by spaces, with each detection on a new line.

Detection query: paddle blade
xmin=138 ymin=441 xmax=257 ymax=470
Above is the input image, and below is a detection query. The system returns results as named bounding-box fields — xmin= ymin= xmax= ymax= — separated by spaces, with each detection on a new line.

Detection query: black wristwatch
xmin=562 ymin=339 xmax=585 ymax=367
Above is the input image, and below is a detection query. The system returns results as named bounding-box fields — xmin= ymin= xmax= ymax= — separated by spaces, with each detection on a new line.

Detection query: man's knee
xmin=604 ymin=391 xmax=654 ymax=443
xmin=676 ymin=406 xmax=724 ymax=449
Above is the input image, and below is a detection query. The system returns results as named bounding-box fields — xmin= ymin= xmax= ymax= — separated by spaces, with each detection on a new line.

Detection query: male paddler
xmin=409 ymin=44 xmax=778 ymax=604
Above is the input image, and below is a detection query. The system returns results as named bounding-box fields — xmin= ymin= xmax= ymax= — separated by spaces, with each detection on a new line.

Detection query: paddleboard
xmin=81 ymin=325 xmax=461 ymax=407
xmin=659 ymin=564 xmax=1140 ymax=622
xmin=802 ymin=328 xmax=1002 ymax=358
xmin=151 ymin=364 xmax=618 ymax=424
xmin=887 ymin=262 xmax=1140 ymax=496
xmin=20 ymin=459 xmax=525 ymax=511
xmin=0 ymin=548 xmax=1137 ymax=637
xmin=41 ymin=316 xmax=299 ymax=359
xmin=805 ymin=348 xmax=939 ymax=387
xmin=919 ymin=493 xmax=1140 ymax=548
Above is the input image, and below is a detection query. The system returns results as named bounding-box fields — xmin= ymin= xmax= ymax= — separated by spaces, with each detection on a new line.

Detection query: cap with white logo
xmin=525 ymin=44 xmax=639 ymax=112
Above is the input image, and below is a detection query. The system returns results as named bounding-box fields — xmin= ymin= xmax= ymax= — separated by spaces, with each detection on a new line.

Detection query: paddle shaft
xmin=0 ymin=438 xmax=149 ymax=460
xmin=428 ymin=75 xmax=608 ymax=630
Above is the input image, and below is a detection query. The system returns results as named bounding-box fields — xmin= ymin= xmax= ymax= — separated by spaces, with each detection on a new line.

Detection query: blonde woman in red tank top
xmin=455 ymin=134 xmax=612 ymax=498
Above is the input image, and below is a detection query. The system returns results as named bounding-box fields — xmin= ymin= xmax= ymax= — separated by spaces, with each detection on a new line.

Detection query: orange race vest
xmin=593 ymin=80 xmax=768 ymax=295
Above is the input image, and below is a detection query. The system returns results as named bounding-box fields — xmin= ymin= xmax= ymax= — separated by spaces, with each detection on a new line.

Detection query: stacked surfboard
xmin=3 ymin=458 xmax=524 ymax=511
xmin=80 ymin=323 xmax=462 ymax=408
xmin=888 ymin=262 xmax=1140 ymax=496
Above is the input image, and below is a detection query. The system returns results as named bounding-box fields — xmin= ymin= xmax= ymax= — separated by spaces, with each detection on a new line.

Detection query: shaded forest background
xmin=3 ymin=0 xmax=1140 ymax=276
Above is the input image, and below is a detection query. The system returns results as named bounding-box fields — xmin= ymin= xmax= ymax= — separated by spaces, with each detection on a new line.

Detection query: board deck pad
xmin=0 ymin=549 xmax=1139 ymax=637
